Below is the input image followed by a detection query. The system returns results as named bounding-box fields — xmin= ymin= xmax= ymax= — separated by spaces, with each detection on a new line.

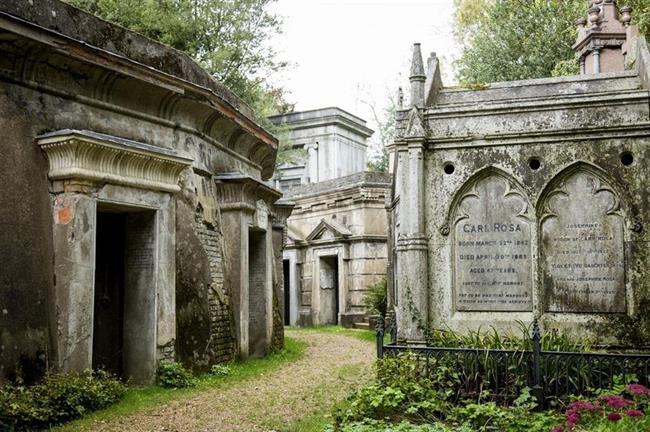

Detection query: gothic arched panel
xmin=539 ymin=164 xmax=626 ymax=313
xmin=452 ymin=170 xmax=533 ymax=312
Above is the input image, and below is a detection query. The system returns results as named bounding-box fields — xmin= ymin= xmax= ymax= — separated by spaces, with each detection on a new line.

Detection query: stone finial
xmin=409 ymin=43 xmax=425 ymax=108
xmin=588 ymin=6 xmax=601 ymax=26
xmin=398 ymin=86 xmax=404 ymax=109
xmin=620 ymin=6 xmax=632 ymax=26
xmin=573 ymin=0 xmax=638 ymax=74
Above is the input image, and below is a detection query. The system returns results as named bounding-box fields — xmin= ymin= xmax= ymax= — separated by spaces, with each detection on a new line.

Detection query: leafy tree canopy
xmin=454 ymin=0 xmax=650 ymax=85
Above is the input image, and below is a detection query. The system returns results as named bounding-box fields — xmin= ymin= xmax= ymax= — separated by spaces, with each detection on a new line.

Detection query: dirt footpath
xmin=88 ymin=330 xmax=374 ymax=432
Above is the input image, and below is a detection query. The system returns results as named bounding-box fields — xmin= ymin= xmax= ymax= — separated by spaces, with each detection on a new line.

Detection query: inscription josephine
xmin=541 ymin=170 xmax=626 ymax=313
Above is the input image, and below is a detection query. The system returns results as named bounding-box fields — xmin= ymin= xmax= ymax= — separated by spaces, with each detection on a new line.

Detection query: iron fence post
xmin=388 ymin=313 xmax=397 ymax=345
xmin=375 ymin=315 xmax=385 ymax=359
xmin=531 ymin=319 xmax=544 ymax=407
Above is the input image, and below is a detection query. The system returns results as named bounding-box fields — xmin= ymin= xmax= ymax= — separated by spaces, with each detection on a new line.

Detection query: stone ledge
xmin=37 ymin=129 xmax=192 ymax=193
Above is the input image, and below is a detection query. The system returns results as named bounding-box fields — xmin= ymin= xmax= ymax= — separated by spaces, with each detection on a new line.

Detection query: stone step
xmin=353 ymin=321 xmax=371 ymax=330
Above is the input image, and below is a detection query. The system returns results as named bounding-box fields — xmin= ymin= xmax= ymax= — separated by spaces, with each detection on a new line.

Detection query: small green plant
xmin=157 ymin=360 xmax=194 ymax=388
xmin=363 ymin=278 xmax=387 ymax=318
xmin=209 ymin=364 xmax=231 ymax=377
xmin=0 ymin=369 xmax=126 ymax=431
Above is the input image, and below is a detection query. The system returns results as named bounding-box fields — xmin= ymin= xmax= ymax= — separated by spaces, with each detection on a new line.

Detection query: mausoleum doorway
xmin=92 ymin=207 xmax=157 ymax=380
xmin=319 ymin=256 xmax=339 ymax=325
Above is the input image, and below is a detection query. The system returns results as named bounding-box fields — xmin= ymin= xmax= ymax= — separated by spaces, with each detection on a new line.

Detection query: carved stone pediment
xmin=306 ymin=218 xmax=352 ymax=242
xmin=37 ymin=129 xmax=193 ymax=193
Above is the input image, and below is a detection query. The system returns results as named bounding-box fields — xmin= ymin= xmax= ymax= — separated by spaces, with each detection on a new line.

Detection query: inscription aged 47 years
xmin=454 ymin=175 xmax=533 ymax=312
xmin=542 ymin=171 xmax=626 ymax=313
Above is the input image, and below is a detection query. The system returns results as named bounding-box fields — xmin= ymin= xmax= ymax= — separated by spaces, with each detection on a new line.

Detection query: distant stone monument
xmin=388 ymin=1 xmax=649 ymax=343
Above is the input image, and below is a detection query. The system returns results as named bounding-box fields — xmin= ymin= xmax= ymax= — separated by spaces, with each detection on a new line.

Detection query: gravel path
xmin=88 ymin=330 xmax=374 ymax=432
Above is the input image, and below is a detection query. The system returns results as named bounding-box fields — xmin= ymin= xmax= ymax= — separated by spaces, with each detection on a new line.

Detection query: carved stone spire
xmin=573 ymin=0 xmax=639 ymax=74
xmin=409 ymin=43 xmax=425 ymax=108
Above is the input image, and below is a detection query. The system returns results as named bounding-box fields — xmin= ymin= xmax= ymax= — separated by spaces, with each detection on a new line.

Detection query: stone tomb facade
xmin=284 ymin=172 xmax=391 ymax=327
xmin=389 ymin=6 xmax=650 ymax=342
xmin=0 ymin=0 xmax=291 ymax=383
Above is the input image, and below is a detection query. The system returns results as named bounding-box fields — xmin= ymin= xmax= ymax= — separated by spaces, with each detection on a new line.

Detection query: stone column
xmin=51 ymin=193 xmax=97 ymax=372
xmin=306 ymin=143 xmax=319 ymax=183
xmin=394 ymin=101 xmax=429 ymax=343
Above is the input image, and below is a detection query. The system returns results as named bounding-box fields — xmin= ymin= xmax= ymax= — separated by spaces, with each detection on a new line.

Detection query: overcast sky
xmin=268 ymin=0 xmax=459 ymax=151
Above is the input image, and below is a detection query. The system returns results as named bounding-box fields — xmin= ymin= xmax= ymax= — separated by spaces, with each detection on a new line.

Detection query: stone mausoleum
xmin=389 ymin=0 xmax=650 ymax=343
xmin=0 ymin=0 xmax=292 ymax=384
xmin=269 ymin=107 xmax=372 ymax=191
xmin=271 ymin=109 xmax=391 ymax=327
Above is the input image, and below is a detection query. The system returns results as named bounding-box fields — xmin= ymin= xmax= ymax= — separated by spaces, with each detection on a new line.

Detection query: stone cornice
xmin=425 ymin=122 xmax=650 ymax=150
xmin=214 ymin=172 xmax=283 ymax=212
xmin=37 ymin=129 xmax=193 ymax=193
xmin=423 ymin=89 xmax=647 ymax=119
xmin=271 ymin=199 xmax=295 ymax=226
xmin=268 ymin=107 xmax=374 ymax=138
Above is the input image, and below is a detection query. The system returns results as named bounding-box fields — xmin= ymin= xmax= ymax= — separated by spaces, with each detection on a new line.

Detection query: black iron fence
xmin=376 ymin=320 xmax=650 ymax=407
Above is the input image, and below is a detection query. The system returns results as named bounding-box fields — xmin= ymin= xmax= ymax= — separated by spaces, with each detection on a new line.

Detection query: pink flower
xmin=551 ymin=427 xmax=564 ymax=432
xmin=628 ymin=384 xmax=650 ymax=396
xmin=566 ymin=410 xmax=581 ymax=426
xmin=626 ymin=409 xmax=644 ymax=417
xmin=569 ymin=400 xmax=598 ymax=412
xmin=599 ymin=395 xmax=634 ymax=409
xmin=608 ymin=412 xmax=622 ymax=421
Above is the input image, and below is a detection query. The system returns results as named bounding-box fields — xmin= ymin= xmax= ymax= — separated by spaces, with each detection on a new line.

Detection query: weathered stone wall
xmin=0 ymin=91 xmax=52 ymax=384
xmin=0 ymin=0 xmax=287 ymax=381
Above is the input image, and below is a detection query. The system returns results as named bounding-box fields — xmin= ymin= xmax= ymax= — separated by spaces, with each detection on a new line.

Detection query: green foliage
xmin=334 ymin=352 xmax=459 ymax=426
xmin=363 ymin=278 xmax=388 ymax=318
xmin=331 ymin=352 xmax=562 ymax=432
xmin=363 ymin=95 xmax=397 ymax=174
xmin=157 ymin=360 xmax=195 ymax=388
xmin=454 ymin=0 xmax=650 ymax=84
xmin=423 ymin=322 xmax=589 ymax=352
xmin=552 ymin=59 xmax=581 ymax=77
xmin=456 ymin=0 xmax=583 ymax=84
xmin=0 ymin=369 xmax=126 ymax=431
xmin=209 ymin=364 xmax=232 ymax=377
xmin=325 ymin=419 xmax=463 ymax=432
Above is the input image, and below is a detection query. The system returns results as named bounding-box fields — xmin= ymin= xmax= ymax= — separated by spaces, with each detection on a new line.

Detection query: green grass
xmin=286 ymin=325 xmax=380 ymax=344
xmin=54 ymin=336 xmax=307 ymax=431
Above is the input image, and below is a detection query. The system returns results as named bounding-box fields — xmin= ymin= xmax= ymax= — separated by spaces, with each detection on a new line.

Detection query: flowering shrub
xmin=552 ymin=384 xmax=650 ymax=431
